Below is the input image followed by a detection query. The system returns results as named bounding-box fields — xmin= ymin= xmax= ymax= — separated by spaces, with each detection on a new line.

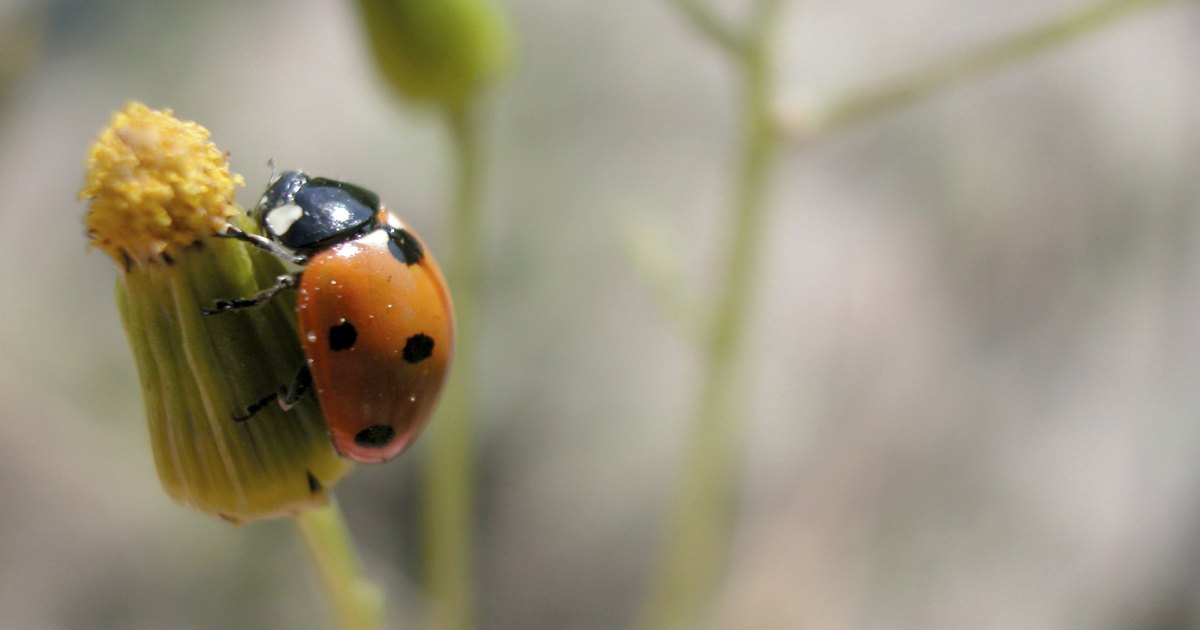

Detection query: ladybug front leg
xmin=202 ymin=272 xmax=301 ymax=315
xmin=217 ymin=225 xmax=309 ymax=265
xmin=231 ymin=363 xmax=312 ymax=422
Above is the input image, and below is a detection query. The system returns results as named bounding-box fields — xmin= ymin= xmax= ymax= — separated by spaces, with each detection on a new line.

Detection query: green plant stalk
xmin=296 ymin=500 xmax=384 ymax=630
xmin=669 ymin=0 xmax=744 ymax=52
xmin=639 ymin=0 xmax=1186 ymax=625
xmin=640 ymin=12 xmax=782 ymax=628
xmin=423 ymin=103 xmax=482 ymax=630
xmin=808 ymin=0 xmax=1191 ymax=137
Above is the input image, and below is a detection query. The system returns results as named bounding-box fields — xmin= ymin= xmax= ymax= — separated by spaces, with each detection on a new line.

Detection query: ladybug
xmin=204 ymin=170 xmax=454 ymax=463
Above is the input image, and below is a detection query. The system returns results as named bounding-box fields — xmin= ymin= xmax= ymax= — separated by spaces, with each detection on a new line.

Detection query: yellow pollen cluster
xmin=81 ymin=102 xmax=245 ymax=267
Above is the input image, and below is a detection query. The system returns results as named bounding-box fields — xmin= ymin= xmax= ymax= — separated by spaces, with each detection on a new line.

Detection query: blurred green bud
xmin=355 ymin=0 xmax=514 ymax=107
xmin=82 ymin=103 xmax=352 ymax=523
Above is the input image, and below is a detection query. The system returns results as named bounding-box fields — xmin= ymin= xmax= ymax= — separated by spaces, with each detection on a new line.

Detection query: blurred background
xmin=1 ymin=0 xmax=1199 ymax=627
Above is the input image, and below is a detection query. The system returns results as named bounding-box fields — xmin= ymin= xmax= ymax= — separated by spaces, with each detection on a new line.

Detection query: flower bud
xmin=355 ymin=0 xmax=514 ymax=107
xmin=82 ymin=103 xmax=351 ymax=522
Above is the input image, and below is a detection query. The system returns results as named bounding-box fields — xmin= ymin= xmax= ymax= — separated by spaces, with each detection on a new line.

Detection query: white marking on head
xmin=384 ymin=211 xmax=405 ymax=229
xmin=330 ymin=206 xmax=351 ymax=224
xmin=265 ymin=204 xmax=304 ymax=237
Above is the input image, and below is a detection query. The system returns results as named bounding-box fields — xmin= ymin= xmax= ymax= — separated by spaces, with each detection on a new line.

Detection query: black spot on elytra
xmin=355 ymin=424 xmax=396 ymax=448
xmin=328 ymin=321 xmax=357 ymax=351
xmin=386 ymin=226 xmax=424 ymax=266
xmin=306 ymin=470 xmax=323 ymax=494
xmin=402 ymin=334 xmax=434 ymax=363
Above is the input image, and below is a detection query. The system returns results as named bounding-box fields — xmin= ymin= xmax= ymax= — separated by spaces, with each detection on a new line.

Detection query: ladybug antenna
xmin=266 ymin=158 xmax=278 ymax=184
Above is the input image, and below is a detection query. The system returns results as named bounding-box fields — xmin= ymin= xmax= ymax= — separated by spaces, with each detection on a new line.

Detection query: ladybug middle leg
xmin=202 ymin=272 xmax=301 ymax=315
xmin=278 ymin=363 xmax=312 ymax=411
xmin=232 ymin=363 xmax=312 ymax=422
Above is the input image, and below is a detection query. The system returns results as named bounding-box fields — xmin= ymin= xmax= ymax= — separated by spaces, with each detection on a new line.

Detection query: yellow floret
xmin=81 ymin=102 xmax=245 ymax=267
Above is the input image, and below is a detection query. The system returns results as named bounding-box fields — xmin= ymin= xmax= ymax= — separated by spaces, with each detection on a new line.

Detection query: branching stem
xmin=640 ymin=2 xmax=784 ymax=628
xmin=804 ymin=0 xmax=1191 ymax=139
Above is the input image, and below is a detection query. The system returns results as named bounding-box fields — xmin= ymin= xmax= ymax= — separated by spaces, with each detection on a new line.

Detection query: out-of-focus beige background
xmin=1 ymin=0 xmax=1198 ymax=627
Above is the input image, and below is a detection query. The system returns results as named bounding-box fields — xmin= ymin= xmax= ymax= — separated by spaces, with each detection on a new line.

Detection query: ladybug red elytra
xmin=205 ymin=170 xmax=454 ymax=463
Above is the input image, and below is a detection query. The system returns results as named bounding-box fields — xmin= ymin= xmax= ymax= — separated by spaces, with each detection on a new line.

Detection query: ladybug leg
xmin=202 ymin=272 xmax=301 ymax=315
xmin=278 ymin=364 xmax=312 ymax=411
xmin=231 ymin=364 xmax=312 ymax=422
xmin=231 ymin=391 xmax=278 ymax=423
xmin=217 ymin=225 xmax=309 ymax=265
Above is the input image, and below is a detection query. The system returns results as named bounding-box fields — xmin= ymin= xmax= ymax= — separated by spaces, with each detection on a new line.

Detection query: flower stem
xmin=423 ymin=103 xmax=482 ymax=630
xmin=669 ymin=0 xmax=745 ymax=52
xmin=640 ymin=3 xmax=783 ymax=627
xmin=295 ymin=500 xmax=384 ymax=630
xmin=806 ymin=0 xmax=1190 ymax=138
xmin=642 ymin=0 xmax=1184 ymax=626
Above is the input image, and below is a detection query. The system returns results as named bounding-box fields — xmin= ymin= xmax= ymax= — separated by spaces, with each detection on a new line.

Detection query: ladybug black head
xmin=254 ymin=170 xmax=381 ymax=255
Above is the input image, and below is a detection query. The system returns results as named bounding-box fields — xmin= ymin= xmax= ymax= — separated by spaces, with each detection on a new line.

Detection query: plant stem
xmin=807 ymin=0 xmax=1190 ymax=138
xmin=640 ymin=0 xmax=1185 ymax=626
xmin=640 ymin=4 xmax=783 ymax=627
xmin=669 ymin=0 xmax=745 ymax=52
xmin=295 ymin=500 xmax=384 ymax=630
xmin=424 ymin=103 xmax=482 ymax=630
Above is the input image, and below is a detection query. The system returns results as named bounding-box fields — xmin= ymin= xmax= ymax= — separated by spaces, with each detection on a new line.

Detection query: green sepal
xmin=116 ymin=219 xmax=351 ymax=523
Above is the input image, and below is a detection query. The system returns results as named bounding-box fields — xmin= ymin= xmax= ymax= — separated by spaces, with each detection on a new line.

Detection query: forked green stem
xmin=640 ymin=3 xmax=783 ymax=628
xmin=807 ymin=0 xmax=1191 ymax=138
xmin=423 ymin=103 xmax=482 ymax=630
xmin=669 ymin=0 xmax=745 ymax=52
xmin=644 ymin=0 xmax=1186 ymax=626
xmin=295 ymin=500 xmax=383 ymax=630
